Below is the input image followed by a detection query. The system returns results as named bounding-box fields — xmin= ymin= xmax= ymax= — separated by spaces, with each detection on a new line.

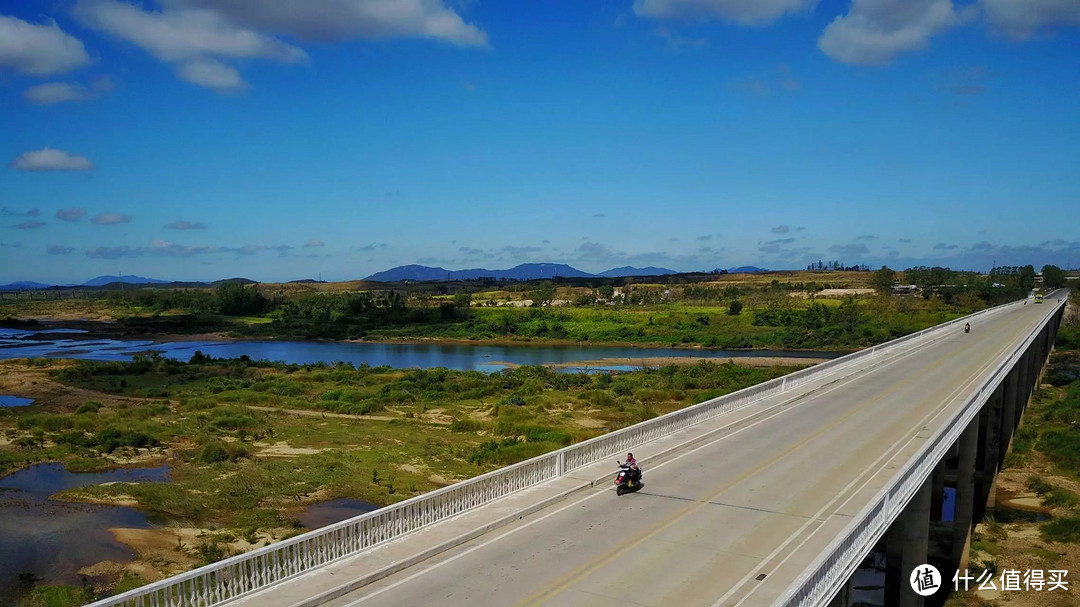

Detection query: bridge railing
xmin=774 ymin=296 xmax=1065 ymax=607
xmin=88 ymin=298 xmax=1025 ymax=607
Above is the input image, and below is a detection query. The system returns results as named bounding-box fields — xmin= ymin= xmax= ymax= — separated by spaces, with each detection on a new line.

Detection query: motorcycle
xmin=615 ymin=461 xmax=643 ymax=496
xmin=964 ymin=323 xmax=970 ymax=334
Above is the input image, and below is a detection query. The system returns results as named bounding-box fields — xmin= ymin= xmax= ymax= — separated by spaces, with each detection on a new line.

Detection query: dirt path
xmin=245 ymin=406 xmax=398 ymax=422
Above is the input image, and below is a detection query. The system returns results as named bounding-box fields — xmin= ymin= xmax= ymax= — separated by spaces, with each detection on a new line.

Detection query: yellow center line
xmin=512 ymin=331 xmax=994 ymax=607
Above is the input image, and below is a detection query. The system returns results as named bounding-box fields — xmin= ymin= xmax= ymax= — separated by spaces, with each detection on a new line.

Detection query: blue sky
xmin=2 ymin=1 xmax=1079 ymax=284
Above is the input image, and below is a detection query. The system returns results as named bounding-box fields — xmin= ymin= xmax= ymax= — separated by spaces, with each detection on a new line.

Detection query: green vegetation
xmin=1042 ymin=265 xmax=1067 ymax=289
xmin=1041 ymin=516 xmax=1080 ymax=543
xmin=1027 ymin=475 xmax=1078 ymax=508
xmin=0 ymin=269 xmax=1019 ymax=348
xmin=997 ymin=302 xmax=1080 ymax=551
xmin=1 ymin=355 xmax=798 ymax=529
xmin=18 ymin=584 xmax=95 ymax=607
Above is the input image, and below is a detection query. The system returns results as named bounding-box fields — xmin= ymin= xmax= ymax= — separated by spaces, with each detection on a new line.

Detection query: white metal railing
xmin=773 ymin=294 xmax=1066 ymax=607
xmin=87 ymin=296 xmax=1033 ymax=607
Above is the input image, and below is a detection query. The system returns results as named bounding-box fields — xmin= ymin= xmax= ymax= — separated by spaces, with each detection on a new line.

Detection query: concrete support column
xmin=885 ymin=518 xmax=904 ymax=607
xmin=1026 ymin=342 xmax=1039 ymax=400
xmin=980 ymin=387 xmax=1003 ymax=511
xmin=1015 ymin=349 xmax=1030 ymax=424
xmin=900 ymin=477 xmax=934 ymax=607
xmin=953 ymin=412 xmax=979 ymax=572
xmin=1031 ymin=334 xmax=1045 ymax=395
xmin=931 ymin=463 xmax=946 ymax=522
xmin=999 ymin=370 xmax=1018 ymax=467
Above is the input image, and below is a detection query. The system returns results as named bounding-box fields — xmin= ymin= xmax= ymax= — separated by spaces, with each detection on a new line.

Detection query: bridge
xmin=91 ymin=293 xmax=1067 ymax=607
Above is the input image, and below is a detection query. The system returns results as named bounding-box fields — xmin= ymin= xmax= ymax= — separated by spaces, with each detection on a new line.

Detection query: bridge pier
xmin=978 ymin=384 xmax=1003 ymax=514
xmin=900 ymin=477 xmax=933 ymax=607
xmin=999 ymin=369 xmax=1018 ymax=465
xmin=868 ymin=305 xmax=1065 ymax=607
xmin=951 ymin=411 xmax=979 ymax=573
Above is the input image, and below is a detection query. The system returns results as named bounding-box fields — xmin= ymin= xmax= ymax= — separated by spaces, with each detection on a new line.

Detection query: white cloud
xmin=633 ymin=0 xmax=817 ymax=25
xmin=0 ymin=15 xmax=91 ymax=76
xmin=24 ymin=82 xmax=85 ymax=104
xmin=979 ymin=0 xmax=1080 ymax=39
xmin=23 ymin=76 xmax=113 ymax=105
xmin=172 ymin=0 xmax=488 ymax=45
xmin=73 ymin=0 xmax=306 ymax=91
xmin=72 ymin=0 xmax=486 ymax=91
xmin=57 ymin=208 xmax=88 ymax=221
xmin=91 ymin=213 xmax=132 ymax=225
xmin=818 ymin=0 xmax=962 ymax=66
xmin=178 ymin=58 xmax=245 ymax=91
xmin=653 ymin=26 xmax=706 ymax=49
xmin=10 ymin=148 xmax=94 ymax=172
xmin=75 ymin=0 xmax=307 ymax=63
xmin=11 ymin=221 xmax=47 ymax=230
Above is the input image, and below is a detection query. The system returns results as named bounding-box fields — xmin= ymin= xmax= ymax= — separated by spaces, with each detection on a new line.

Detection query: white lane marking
xmin=335 ymin=335 xmax=955 ymax=606
xmin=333 ymin=303 xmax=1042 ymax=607
xmin=719 ymin=312 xmax=1030 ymax=607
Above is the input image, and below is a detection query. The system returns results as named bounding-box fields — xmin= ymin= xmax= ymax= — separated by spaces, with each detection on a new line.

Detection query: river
xmin=0 ymin=327 xmax=842 ymax=371
xmin=0 ymin=464 xmax=169 ymax=601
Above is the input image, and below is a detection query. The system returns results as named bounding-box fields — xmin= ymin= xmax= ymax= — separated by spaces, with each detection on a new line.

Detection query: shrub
xmin=1042 ymin=517 xmax=1080 ymax=543
xmin=450 ymin=419 xmax=483 ymax=433
xmin=578 ymin=390 xmax=615 ymax=408
xmin=93 ymin=427 xmax=159 ymax=453
xmin=75 ymin=401 xmax=102 ymax=414
xmin=1039 ymin=428 xmax=1080 ymax=469
xmin=197 ymin=442 xmax=248 ymax=463
xmin=499 ymin=395 xmax=527 ymax=407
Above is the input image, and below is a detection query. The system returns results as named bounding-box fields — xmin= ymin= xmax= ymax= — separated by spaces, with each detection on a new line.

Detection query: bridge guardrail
xmin=88 ymin=297 xmax=1028 ymax=607
xmin=774 ymin=295 xmax=1066 ymax=606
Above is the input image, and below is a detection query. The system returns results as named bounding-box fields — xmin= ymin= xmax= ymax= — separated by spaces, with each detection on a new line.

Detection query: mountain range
xmin=82 ymin=275 xmax=172 ymax=287
xmin=0 ymin=265 xmax=771 ymax=290
xmin=0 ymin=275 xmax=177 ymax=290
xmin=365 ymin=263 xmax=681 ymax=282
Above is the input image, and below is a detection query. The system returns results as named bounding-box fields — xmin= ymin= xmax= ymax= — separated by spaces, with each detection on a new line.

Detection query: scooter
xmin=615 ymin=461 xmax=643 ymax=496
xmin=964 ymin=323 xmax=970 ymax=334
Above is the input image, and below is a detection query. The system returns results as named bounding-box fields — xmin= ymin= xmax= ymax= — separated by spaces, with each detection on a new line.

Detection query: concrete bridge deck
xmin=227 ymin=299 xmax=1058 ymax=607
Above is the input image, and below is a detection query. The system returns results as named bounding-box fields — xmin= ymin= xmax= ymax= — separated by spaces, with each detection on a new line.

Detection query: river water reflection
xmin=0 ymin=327 xmax=842 ymax=371
xmin=0 ymin=463 xmax=169 ymax=600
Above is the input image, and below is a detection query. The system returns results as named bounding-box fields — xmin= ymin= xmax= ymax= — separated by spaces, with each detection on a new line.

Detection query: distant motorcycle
xmin=615 ymin=461 xmax=643 ymax=496
xmin=964 ymin=323 xmax=970 ymax=334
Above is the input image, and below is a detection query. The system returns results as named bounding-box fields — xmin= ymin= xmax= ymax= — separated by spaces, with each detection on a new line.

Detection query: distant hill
xmin=726 ymin=266 xmax=768 ymax=274
xmin=83 ymin=275 xmax=170 ymax=287
xmin=497 ymin=263 xmax=593 ymax=280
xmin=598 ymin=266 xmax=677 ymax=278
xmin=367 ymin=263 xmax=593 ymax=282
xmin=366 ymin=265 xmax=454 ymax=282
xmin=0 ymin=281 xmax=51 ymax=290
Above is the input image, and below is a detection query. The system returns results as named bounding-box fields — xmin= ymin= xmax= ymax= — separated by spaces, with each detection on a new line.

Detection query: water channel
xmin=0 ymin=327 xmax=841 ymax=372
xmin=0 ymin=464 xmax=169 ymax=601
